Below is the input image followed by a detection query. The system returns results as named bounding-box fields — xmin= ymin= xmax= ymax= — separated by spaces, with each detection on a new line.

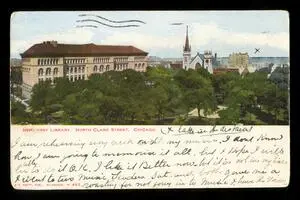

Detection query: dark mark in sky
xmin=76 ymin=25 xmax=98 ymax=29
xmin=79 ymin=14 xmax=146 ymax=24
xmin=76 ymin=19 xmax=140 ymax=28
xmin=170 ymin=23 xmax=183 ymax=25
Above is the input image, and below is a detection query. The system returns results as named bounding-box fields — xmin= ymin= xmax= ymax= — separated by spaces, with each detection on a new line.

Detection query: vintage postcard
xmin=10 ymin=11 xmax=290 ymax=190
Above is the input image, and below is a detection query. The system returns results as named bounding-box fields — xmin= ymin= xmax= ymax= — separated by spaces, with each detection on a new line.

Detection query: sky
xmin=10 ymin=11 xmax=289 ymax=58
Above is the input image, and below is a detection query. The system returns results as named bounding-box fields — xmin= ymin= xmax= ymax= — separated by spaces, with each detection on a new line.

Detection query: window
xmin=138 ymin=63 xmax=141 ymax=68
xmin=38 ymin=68 xmax=43 ymax=76
xmin=94 ymin=65 xmax=97 ymax=72
xmin=53 ymin=68 xmax=58 ymax=75
xmin=135 ymin=63 xmax=137 ymax=68
xmin=38 ymin=78 xmax=43 ymax=83
xmin=74 ymin=67 xmax=77 ymax=73
xmin=82 ymin=67 xmax=85 ymax=73
xmin=46 ymin=68 xmax=51 ymax=75
xmin=100 ymin=65 xmax=104 ymax=72
xmin=106 ymin=65 xmax=109 ymax=71
xmin=70 ymin=67 xmax=73 ymax=73
xmin=38 ymin=59 xmax=40 ymax=65
xmin=82 ymin=75 xmax=85 ymax=80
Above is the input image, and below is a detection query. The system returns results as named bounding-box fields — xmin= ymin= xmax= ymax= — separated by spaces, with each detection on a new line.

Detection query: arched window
xmin=47 ymin=59 xmax=50 ymax=65
xmin=135 ymin=63 xmax=137 ymax=68
xmin=53 ymin=68 xmax=58 ymax=75
xmin=94 ymin=65 xmax=97 ymax=72
xmin=195 ymin=62 xmax=201 ymax=69
xmin=100 ymin=65 xmax=104 ymax=72
xmin=38 ymin=68 xmax=43 ymax=76
xmin=106 ymin=65 xmax=109 ymax=71
xmin=53 ymin=77 xmax=58 ymax=84
xmin=38 ymin=59 xmax=40 ymax=65
xmin=142 ymin=63 xmax=145 ymax=67
xmin=70 ymin=67 xmax=73 ymax=73
xmin=74 ymin=67 xmax=77 ymax=73
xmin=138 ymin=63 xmax=141 ymax=68
xmin=82 ymin=67 xmax=85 ymax=73
xmin=46 ymin=68 xmax=51 ymax=75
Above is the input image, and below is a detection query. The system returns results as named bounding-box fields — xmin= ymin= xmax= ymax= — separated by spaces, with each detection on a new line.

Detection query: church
xmin=180 ymin=26 xmax=218 ymax=74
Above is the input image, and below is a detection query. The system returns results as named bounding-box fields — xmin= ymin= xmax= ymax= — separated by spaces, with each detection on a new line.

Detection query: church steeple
xmin=183 ymin=25 xmax=191 ymax=70
xmin=183 ymin=25 xmax=191 ymax=52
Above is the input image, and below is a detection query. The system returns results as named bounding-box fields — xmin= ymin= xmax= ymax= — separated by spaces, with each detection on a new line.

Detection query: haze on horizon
xmin=10 ymin=11 xmax=289 ymax=59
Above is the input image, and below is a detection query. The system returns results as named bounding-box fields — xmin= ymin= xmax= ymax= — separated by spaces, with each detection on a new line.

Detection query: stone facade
xmin=21 ymin=41 xmax=148 ymax=99
xmin=228 ymin=52 xmax=249 ymax=68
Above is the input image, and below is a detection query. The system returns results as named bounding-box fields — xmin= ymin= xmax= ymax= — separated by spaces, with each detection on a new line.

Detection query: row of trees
xmin=11 ymin=66 xmax=289 ymax=125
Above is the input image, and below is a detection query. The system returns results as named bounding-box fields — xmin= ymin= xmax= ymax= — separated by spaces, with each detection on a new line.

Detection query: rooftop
xmin=20 ymin=41 xmax=148 ymax=58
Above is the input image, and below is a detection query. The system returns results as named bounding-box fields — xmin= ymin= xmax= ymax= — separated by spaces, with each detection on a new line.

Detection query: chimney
xmin=50 ymin=40 xmax=58 ymax=47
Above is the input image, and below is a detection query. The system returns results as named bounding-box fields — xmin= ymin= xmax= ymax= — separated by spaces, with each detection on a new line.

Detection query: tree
xmin=217 ymin=106 xmax=241 ymax=125
xmin=269 ymin=66 xmax=289 ymax=90
xmin=11 ymin=101 xmax=29 ymax=124
xmin=176 ymin=69 xmax=217 ymax=118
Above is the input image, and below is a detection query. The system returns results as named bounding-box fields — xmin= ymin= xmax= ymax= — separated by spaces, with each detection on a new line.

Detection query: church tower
xmin=204 ymin=50 xmax=213 ymax=74
xmin=183 ymin=25 xmax=191 ymax=70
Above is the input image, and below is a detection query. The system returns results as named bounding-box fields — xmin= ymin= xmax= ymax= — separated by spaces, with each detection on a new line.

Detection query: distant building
xmin=10 ymin=64 xmax=22 ymax=73
xmin=228 ymin=52 xmax=249 ymax=68
xmin=170 ymin=63 xmax=183 ymax=70
xmin=213 ymin=67 xmax=239 ymax=75
xmin=20 ymin=41 xmax=148 ymax=99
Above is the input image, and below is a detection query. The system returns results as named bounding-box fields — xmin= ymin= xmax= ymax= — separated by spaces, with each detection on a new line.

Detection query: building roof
xmin=20 ymin=41 xmax=148 ymax=58
xmin=213 ymin=67 xmax=239 ymax=75
xmin=170 ymin=63 xmax=183 ymax=70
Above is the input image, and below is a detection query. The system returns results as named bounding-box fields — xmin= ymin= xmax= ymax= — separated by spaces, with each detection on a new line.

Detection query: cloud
xmin=10 ymin=28 xmax=95 ymax=57
xmin=101 ymin=22 xmax=289 ymax=55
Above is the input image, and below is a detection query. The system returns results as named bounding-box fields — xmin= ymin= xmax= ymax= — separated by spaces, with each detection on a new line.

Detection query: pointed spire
xmin=184 ymin=25 xmax=191 ymax=52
